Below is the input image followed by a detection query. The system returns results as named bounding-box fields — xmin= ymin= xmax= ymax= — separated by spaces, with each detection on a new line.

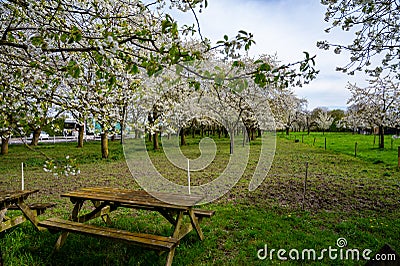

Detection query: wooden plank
xmin=0 ymin=215 xmax=26 ymax=232
xmin=0 ymin=190 xmax=39 ymax=203
xmin=73 ymin=203 xmax=112 ymax=223
xmin=15 ymin=202 xmax=39 ymax=229
xmin=63 ymin=191 xmax=178 ymax=208
xmin=8 ymin=203 xmax=56 ymax=214
xmin=61 ymin=188 xmax=203 ymax=209
xmin=191 ymin=209 xmax=215 ymax=218
xmin=0 ymin=190 xmax=39 ymax=209
xmin=39 ymin=218 xmax=179 ymax=251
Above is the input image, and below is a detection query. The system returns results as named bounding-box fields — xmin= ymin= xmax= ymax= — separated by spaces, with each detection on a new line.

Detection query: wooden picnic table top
xmin=0 ymin=190 xmax=39 ymax=209
xmin=61 ymin=187 xmax=204 ymax=209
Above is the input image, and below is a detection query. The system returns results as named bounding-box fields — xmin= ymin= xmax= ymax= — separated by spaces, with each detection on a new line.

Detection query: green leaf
xmin=108 ymin=75 xmax=116 ymax=87
xmin=60 ymin=33 xmax=68 ymax=43
xmin=130 ymin=64 xmax=139 ymax=74
xmin=259 ymin=63 xmax=271 ymax=72
xmin=75 ymin=33 xmax=82 ymax=42
xmin=73 ymin=67 xmax=80 ymax=78
xmin=30 ymin=36 xmax=44 ymax=47
xmin=95 ymin=53 xmax=103 ymax=65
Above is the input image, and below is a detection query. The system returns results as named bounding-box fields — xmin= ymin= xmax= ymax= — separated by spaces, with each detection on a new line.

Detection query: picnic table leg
xmin=55 ymin=232 xmax=69 ymax=251
xmin=15 ymin=202 xmax=40 ymax=230
xmin=188 ymin=209 xmax=204 ymax=241
xmin=91 ymin=200 xmax=112 ymax=225
xmin=165 ymin=248 xmax=175 ymax=266
xmin=53 ymin=199 xmax=84 ymax=251
xmin=0 ymin=209 xmax=7 ymax=223
xmin=165 ymin=211 xmax=184 ymax=266
xmin=69 ymin=200 xmax=84 ymax=221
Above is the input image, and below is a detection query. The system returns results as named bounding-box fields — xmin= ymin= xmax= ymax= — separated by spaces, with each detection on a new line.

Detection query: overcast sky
xmin=173 ymin=0 xmax=370 ymax=110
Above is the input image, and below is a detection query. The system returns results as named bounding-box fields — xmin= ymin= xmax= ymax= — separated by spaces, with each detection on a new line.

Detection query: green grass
xmin=281 ymin=131 xmax=400 ymax=167
xmin=0 ymin=134 xmax=399 ymax=265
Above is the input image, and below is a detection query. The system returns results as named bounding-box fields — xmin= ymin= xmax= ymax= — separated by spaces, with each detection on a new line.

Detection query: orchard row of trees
xmin=282 ymin=75 xmax=400 ymax=149
xmin=284 ymin=0 xmax=400 ymax=149
xmin=1 ymin=0 xmax=400 ymax=164
xmin=0 ymin=0 xmax=318 ymax=161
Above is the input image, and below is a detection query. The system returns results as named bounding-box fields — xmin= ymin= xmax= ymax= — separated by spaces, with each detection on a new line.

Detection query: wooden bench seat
xmin=9 ymin=202 xmax=56 ymax=215
xmin=38 ymin=218 xmax=179 ymax=251
xmin=192 ymin=209 xmax=215 ymax=218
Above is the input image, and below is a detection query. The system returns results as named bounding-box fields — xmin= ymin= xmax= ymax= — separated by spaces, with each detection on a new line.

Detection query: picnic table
xmin=0 ymin=189 xmax=56 ymax=266
xmin=39 ymin=187 xmax=215 ymax=266
xmin=0 ymin=189 xmax=45 ymax=232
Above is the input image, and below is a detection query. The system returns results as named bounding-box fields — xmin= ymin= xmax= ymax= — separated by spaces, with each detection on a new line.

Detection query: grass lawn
xmin=0 ymin=134 xmax=399 ymax=265
xmin=281 ymin=131 xmax=400 ymax=167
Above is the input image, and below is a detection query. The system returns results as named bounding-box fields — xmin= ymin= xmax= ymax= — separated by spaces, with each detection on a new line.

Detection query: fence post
xmin=355 ymin=142 xmax=357 ymax=157
xmin=302 ymin=162 xmax=309 ymax=210
xmin=313 ymin=137 xmax=316 ymax=146
xmin=302 ymin=135 xmax=304 ymax=143
xmin=398 ymin=146 xmax=400 ymax=169
xmin=324 ymin=137 xmax=327 ymax=150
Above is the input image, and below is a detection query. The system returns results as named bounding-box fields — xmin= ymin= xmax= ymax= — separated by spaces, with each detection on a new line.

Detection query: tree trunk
xmin=1 ymin=137 xmax=9 ymax=155
xmin=148 ymin=131 xmax=152 ymax=142
xmin=251 ymin=128 xmax=256 ymax=140
xmin=180 ymin=128 xmax=186 ymax=146
xmin=77 ymin=124 xmax=84 ymax=148
xmin=230 ymin=130 xmax=234 ymax=155
xmin=101 ymin=133 xmax=109 ymax=159
xmin=153 ymin=132 xmax=159 ymax=150
xmin=135 ymin=129 xmax=139 ymax=139
xmin=120 ymin=105 xmax=126 ymax=145
xmin=30 ymin=129 xmax=41 ymax=146
xmin=379 ymin=125 xmax=384 ymax=149
xmin=285 ymin=127 xmax=290 ymax=136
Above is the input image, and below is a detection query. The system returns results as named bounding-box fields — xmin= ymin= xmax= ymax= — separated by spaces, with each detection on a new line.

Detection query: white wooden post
xmin=187 ymin=159 xmax=191 ymax=195
xmin=21 ymin=162 xmax=24 ymax=190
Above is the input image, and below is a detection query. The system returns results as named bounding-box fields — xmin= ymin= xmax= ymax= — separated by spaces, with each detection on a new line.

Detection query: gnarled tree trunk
xmin=180 ymin=128 xmax=186 ymax=146
xmin=77 ymin=124 xmax=84 ymax=148
xmin=30 ymin=129 xmax=41 ymax=146
xmin=1 ymin=137 xmax=9 ymax=155
xmin=101 ymin=133 xmax=109 ymax=159
xmin=379 ymin=125 xmax=384 ymax=149
xmin=153 ymin=131 xmax=159 ymax=150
